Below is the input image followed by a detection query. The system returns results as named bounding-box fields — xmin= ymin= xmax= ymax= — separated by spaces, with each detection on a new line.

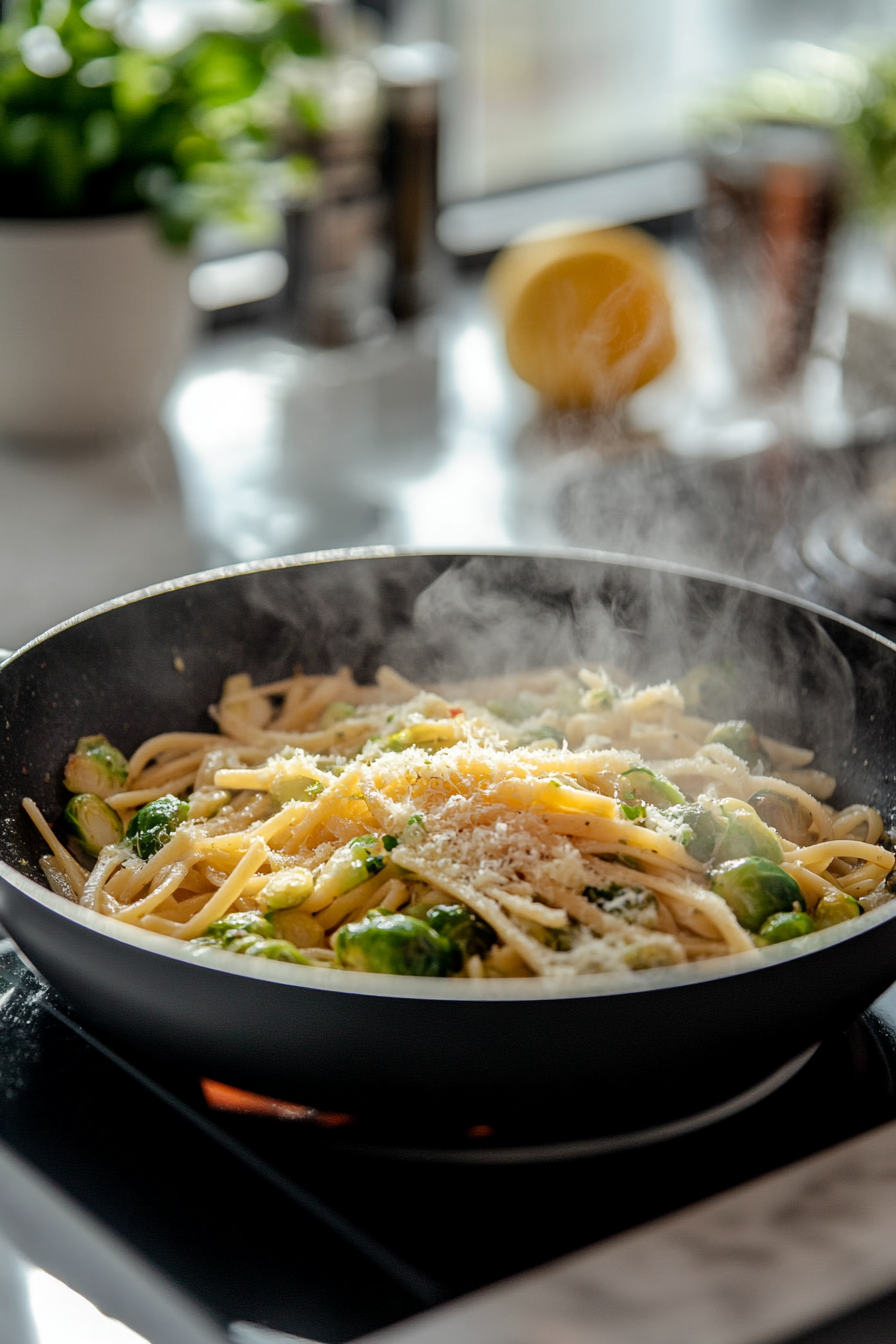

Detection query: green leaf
xmin=268 ymin=2 xmax=325 ymax=58
xmin=182 ymin=33 xmax=265 ymax=109
xmin=42 ymin=117 xmax=83 ymax=205
xmin=289 ymin=88 xmax=325 ymax=134
xmin=83 ymin=106 xmax=117 ymax=164
xmin=113 ymin=51 xmax=172 ymax=117
xmin=5 ymin=112 xmax=44 ymax=164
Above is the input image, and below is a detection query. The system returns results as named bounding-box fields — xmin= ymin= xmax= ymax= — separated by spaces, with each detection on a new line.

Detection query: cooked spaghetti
xmin=24 ymin=663 xmax=896 ymax=978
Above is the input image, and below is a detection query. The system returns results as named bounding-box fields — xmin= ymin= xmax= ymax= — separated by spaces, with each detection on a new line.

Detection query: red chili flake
xmin=449 ymin=707 xmax=463 ymax=717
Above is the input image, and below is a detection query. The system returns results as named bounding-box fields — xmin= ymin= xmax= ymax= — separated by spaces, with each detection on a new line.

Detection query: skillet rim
xmin=4 ymin=542 xmax=896 ymax=662
xmin=2 ymin=543 xmax=896 ymax=1004
xmin=6 ymin=870 xmax=896 ymax=1003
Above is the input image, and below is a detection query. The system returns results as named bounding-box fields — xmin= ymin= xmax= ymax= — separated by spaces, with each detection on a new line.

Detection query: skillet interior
xmin=1 ymin=550 xmax=896 ymax=1126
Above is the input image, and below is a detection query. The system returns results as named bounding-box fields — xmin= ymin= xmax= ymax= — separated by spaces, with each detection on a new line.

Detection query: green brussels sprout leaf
xmin=63 ymin=734 xmax=128 ymax=799
xmin=63 ymin=792 xmax=124 ymax=857
xmin=621 ymin=767 xmax=685 ymax=809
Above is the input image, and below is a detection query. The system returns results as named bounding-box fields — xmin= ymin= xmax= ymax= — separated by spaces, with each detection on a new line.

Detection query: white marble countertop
xmin=364 ymin=1105 xmax=896 ymax=1344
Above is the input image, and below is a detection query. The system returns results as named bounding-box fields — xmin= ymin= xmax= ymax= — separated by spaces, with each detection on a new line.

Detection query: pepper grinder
xmin=370 ymin=41 xmax=454 ymax=321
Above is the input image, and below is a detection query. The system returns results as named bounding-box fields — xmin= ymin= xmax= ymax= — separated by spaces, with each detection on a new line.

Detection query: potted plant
xmin=0 ymin=0 xmax=320 ymax=445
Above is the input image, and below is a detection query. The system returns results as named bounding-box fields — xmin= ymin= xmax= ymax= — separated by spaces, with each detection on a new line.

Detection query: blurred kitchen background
xmin=6 ymin=0 xmax=896 ymax=654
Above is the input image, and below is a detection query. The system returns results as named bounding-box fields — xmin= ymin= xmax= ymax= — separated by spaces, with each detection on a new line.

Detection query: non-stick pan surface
xmin=1 ymin=549 xmax=895 ymax=1130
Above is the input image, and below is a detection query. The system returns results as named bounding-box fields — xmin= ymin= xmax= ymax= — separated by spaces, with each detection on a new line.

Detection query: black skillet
xmin=1 ymin=549 xmax=895 ymax=1132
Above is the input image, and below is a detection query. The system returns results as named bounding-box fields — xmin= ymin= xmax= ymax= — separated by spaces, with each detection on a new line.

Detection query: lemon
xmin=488 ymin=225 xmax=677 ymax=409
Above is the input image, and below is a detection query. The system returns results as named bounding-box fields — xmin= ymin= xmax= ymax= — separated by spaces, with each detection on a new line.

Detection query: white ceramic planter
xmin=0 ymin=214 xmax=195 ymax=445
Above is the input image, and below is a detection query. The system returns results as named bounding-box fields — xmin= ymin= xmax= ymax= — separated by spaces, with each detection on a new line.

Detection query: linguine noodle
xmin=24 ymin=663 xmax=895 ymax=978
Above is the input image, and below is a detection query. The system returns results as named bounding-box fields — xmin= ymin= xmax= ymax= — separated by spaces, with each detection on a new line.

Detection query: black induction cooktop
xmin=2 ymin=939 xmax=896 ymax=1343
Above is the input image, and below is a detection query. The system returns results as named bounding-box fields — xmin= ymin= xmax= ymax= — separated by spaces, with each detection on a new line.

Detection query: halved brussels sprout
xmin=259 ymin=867 xmax=314 ymax=912
xmin=63 ymin=735 xmax=128 ymax=800
xmin=715 ymin=800 xmax=783 ymax=864
xmin=311 ymin=843 xmax=377 ymax=905
xmin=383 ymin=722 xmax=457 ymax=753
xmin=193 ymin=912 xmax=310 ymax=963
xmin=677 ymin=661 xmax=737 ymax=716
xmin=241 ymin=938 xmax=310 ymax=963
xmin=270 ymin=775 xmax=324 ymax=807
xmin=63 ymin=793 xmax=124 ymax=857
xmin=271 ymin=907 xmax=325 ymax=948
xmin=126 ymin=794 xmax=189 ymax=860
xmin=662 ymin=804 xmax=721 ymax=863
xmin=814 ymin=891 xmax=862 ymax=929
xmin=206 ymin=912 xmax=275 ymax=946
xmin=621 ymin=767 xmax=685 ymax=809
xmin=621 ymin=941 xmax=682 ymax=969
xmin=227 ymin=934 xmax=264 ymax=955
xmin=706 ymin=721 xmax=771 ymax=774
xmin=747 ymin=791 xmax=814 ymax=846
xmin=710 ymin=856 xmax=804 ymax=932
xmin=334 ymin=910 xmax=455 ymax=975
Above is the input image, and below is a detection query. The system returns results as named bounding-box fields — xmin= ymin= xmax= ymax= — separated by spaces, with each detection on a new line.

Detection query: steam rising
xmin=245 ymin=553 xmax=857 ymax=777
xmin=547 ymin=431 xmax=880 ymax=606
